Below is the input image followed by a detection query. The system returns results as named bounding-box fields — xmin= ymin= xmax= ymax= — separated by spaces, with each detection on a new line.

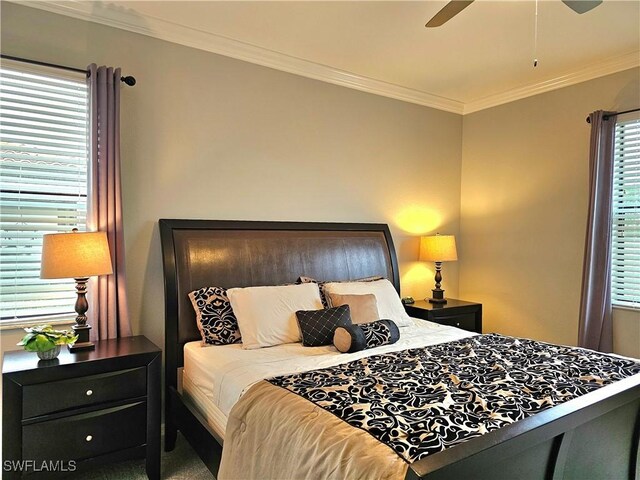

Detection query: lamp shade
xmin=41 ymin=230 xmax=113 ymax=279
xmin=420 ymin=234 xmax=458 ymax=262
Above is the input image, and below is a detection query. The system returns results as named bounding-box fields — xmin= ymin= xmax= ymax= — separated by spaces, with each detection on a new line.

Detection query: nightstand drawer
xmin=434 ymin=313 xmax=476 ymax=331
xmin=22 ymin=367 xmax=147 ymax=418
xmin=22 ymin=401 xmax=147 ymax=463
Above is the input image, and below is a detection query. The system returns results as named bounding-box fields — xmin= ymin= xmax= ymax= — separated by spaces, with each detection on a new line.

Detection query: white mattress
xmin=182 ymin=317 xmax=476 ymax=436
xmin=182 ymin=370 xmax=228 ymax=440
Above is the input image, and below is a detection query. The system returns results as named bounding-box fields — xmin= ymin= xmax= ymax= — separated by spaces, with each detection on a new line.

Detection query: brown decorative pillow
xmin=327 ymin=293 xmax=380 ymax=325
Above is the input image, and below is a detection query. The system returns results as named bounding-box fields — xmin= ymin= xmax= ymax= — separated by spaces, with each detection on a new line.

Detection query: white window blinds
xmin=612 ymin=113 xmax=640 ymax=308
xmin=0 ymin=63 xmax=89 ymax=322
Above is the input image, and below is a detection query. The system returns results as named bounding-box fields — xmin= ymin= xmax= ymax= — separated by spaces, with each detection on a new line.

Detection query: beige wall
xmin=459 ymin=68 xmax=640 ymax=357
xmin=0 ymin=3 xmax=463 ymax=353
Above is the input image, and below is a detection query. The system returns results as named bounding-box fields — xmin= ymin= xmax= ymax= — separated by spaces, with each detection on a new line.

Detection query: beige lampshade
xmin=41 ymin=230 xmax=113 ymax=279
xmin=420 ymin=234 xmax=458 ymax=262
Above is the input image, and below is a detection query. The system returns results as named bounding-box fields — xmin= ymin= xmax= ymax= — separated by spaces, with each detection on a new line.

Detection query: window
xmin=612 ymin=112 xmax=640 ymax=308
xmin=0 ymin=62 xmax=89 ymax=324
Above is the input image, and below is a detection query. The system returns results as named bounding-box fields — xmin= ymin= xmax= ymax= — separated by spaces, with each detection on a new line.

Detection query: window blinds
xmin=612 ymin=114 xmax=640 ymax=308
xmin=0 ymin=64 xmax=89 ymax=322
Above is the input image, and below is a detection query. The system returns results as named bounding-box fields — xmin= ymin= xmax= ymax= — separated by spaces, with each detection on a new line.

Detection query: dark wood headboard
xmin=159 ymin=219 xmax=399 ymax=390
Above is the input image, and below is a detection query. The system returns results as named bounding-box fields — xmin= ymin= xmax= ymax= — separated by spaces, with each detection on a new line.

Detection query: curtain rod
xmin=0 ymin=54 xmax=136 ymax=86
xmin=585 ymin=108 xmax=639 ymax=124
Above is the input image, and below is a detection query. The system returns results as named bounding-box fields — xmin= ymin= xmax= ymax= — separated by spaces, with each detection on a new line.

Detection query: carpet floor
xmin=68 ymin=433 xmax=214 ymax=480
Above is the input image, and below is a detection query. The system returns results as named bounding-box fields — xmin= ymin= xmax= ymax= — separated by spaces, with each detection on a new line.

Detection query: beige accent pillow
xmin=327 ymin=293 xmax=380 ymax=325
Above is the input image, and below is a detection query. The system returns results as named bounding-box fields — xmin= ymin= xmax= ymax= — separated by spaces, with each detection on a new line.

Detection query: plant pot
xmin=37 ymin=345 xmax=62 ymax=360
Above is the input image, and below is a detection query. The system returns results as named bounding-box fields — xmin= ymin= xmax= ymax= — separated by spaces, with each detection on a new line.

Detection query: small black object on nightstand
xmin=405 ymin=298 xmax=482 ymax=333
xmin=2 ymin=335 xmax=161 ymax=479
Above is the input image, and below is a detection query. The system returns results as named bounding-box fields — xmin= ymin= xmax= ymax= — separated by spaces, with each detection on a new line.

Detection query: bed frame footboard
xmin=409 ymin=375 xmax=640 ymax=480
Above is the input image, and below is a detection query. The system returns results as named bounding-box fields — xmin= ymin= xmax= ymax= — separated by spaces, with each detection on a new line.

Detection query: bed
xmin=160 ymin=219 xmax=640 ymax=480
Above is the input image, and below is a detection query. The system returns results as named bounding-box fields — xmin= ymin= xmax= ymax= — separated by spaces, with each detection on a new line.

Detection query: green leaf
xmin=17 ymin=332 xmax=36 ymax=346
xmin=56 ymin=333 xmax=78 ymax=345
xmin=23 ymin=340 xmax=39 ymax=352
xmin=33 ymin=334 xmax=56 ymax=352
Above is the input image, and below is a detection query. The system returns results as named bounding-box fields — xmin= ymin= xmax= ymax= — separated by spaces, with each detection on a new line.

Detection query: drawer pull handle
xmin=86 ymin=389 xmax=93 ymax=396
xmin=86 ymin=435 xmax=93 ymax=442
xmin=456 ymin=322 xmax=460 ymax=326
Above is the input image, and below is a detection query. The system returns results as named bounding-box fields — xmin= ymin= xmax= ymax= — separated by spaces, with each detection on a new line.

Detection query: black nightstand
xmin=405 ymin=299 xmax=482 ymax=334
xmin=2 ymin=335 xmax=161 ymax=479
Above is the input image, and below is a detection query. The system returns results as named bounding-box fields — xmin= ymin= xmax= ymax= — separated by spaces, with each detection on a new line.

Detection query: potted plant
xmin=18 ymin=325 xmax=78 ymax=360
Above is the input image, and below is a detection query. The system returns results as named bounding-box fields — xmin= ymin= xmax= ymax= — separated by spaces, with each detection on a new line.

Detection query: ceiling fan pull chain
xmin=533 ymin=0 xmax=539 ymax=67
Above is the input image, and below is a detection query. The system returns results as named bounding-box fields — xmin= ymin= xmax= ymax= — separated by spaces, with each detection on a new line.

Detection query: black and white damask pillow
xmin=333 ymin=319 xmax=399 ymax=353
xmin=295 ymin=305 xmax=352 ymax=347
xmin=188 ymin=286 xmax=242 ymax=346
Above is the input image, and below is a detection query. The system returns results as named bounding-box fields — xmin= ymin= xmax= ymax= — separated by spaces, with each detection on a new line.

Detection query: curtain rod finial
xmin=121 ymin=76 xmax=136 ymax=86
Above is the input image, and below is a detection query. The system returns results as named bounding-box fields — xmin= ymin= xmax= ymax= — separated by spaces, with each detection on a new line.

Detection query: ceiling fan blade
xmin=425 ymin=1 xmax=475 ymax=28
xmin=561 ymin=0 xmax=603 ymax=14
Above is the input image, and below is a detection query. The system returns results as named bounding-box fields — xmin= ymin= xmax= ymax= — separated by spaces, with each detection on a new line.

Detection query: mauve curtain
xmin=578 ymin=110 xmax=617 ymax=352
xmin=87 ymin=64 xmax=132 ymax=340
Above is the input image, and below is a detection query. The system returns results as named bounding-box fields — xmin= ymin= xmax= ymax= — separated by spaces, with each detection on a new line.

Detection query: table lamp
xmin=420 ymin=234 xmax=458 ymax=304
xmin=40 ymin=229 xmax=113 ymax=351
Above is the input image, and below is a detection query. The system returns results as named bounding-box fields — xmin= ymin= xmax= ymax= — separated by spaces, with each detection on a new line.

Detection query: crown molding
xmin=12 ymin=0 xmax=464 ymax=114
xmin=463 ymin=51 xmax=640 ymax=114
xmin=10 ymin=1 xmax=640 ymax=116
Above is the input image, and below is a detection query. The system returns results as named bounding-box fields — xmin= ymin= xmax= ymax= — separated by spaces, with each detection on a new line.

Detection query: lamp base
xmin=68 ymin=324 xmax=95 ymax=352
xmin=427 ymin=288 xmax=448 ymax=305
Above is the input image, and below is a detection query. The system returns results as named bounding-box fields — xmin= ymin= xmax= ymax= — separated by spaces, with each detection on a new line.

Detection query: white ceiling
xmin=17 ymin=0 xmax=640 ymax=114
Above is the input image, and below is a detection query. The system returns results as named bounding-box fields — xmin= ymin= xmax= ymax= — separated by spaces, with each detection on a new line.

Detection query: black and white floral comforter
xmin=267 ymin=334 xmax=640 ymax=464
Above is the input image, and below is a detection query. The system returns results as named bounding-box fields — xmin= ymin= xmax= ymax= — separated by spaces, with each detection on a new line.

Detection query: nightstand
xmin=2 ymin=335 xmax=161 ymax=479
xmin=405 ymin=299 xmax=482 ymax=333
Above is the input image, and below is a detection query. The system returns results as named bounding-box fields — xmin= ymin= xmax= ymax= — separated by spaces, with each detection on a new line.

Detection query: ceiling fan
xmin=425 ymin=0 xmax=603 ymax=28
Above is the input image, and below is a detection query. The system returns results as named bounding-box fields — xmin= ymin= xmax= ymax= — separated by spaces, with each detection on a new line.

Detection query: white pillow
xmin=227 ymin=283 xmax=323 ymax=349
xmin=322 ymin=279 xmax=412 ymax=328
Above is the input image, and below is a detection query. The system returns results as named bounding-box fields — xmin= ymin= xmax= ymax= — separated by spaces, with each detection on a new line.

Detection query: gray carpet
xmin=69 ymin=433 xmax=214 ymax=480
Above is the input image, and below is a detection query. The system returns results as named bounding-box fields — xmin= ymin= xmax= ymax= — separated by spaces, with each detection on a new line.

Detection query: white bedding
xmin=183 ymin=317 xmax=476 ymax=432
